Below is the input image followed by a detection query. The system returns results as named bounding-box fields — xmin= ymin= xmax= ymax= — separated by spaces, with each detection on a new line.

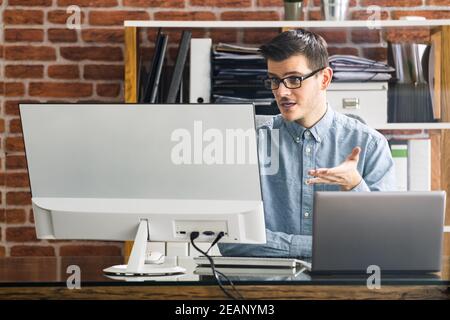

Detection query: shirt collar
xmin=283 ymin=104 xmax=334 ymax=143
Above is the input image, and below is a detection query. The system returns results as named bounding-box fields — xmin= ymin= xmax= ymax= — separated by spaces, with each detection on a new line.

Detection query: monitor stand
xmin=103 ymin=219 xmax=186 ymax=276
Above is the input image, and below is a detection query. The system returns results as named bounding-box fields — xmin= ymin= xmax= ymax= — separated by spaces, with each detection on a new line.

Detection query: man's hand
xmin=306 ymin=147 xmax=363 ymax=191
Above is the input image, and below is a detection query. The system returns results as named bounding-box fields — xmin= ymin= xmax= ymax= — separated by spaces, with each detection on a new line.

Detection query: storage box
xmin=327 ymin=82 xmax=388 ymax=127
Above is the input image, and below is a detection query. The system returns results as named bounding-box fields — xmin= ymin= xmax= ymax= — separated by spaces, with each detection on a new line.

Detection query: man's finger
xmin=347 ymin=146 xmax=361 ymax=161
xmin=306 ymin=177 xmax=340 ymax=185
xmin=308 ymin=168 xmax=328 ymax=176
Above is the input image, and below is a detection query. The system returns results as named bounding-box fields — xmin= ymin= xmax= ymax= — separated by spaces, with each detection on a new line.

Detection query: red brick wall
xmin=1 ymin=0 xmax=449 ymax=258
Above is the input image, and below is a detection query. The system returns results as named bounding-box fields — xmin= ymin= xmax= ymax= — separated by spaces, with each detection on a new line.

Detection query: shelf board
xmin=374 ymin=123 xmax=450 ymax=130
xmin=124 ymin=19 xmax=450 ymax=28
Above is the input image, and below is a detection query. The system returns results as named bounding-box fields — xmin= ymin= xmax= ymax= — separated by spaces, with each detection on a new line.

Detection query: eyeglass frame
xmin=263 ymin=67 xmax=326 ymax=90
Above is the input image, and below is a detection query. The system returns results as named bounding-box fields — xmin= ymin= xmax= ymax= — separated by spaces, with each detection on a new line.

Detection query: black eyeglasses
xmin=263 ymin=67 xmax=326 ymax=90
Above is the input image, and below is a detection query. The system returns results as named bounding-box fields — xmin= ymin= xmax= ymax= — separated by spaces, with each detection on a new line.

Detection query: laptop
xmin=312 ymin=191 xmax=446 ymax=274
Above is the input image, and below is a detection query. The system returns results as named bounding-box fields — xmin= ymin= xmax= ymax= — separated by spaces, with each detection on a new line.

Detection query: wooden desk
xmin=0 ymin=256 xmax=449 ymax=300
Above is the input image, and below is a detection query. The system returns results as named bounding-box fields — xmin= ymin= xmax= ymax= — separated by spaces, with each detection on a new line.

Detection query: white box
xmin=327 ymin=82 xmax=388 ymax=127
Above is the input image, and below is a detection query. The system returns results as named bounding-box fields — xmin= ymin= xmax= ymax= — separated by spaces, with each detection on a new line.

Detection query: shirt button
xmin=304 ymin=212 xmax=310 ymax=218
xmin=305 ymin=131 xmax=310 ymax=137
xmin=305 ymin=147 xmax=311 ymax=153
xmin=295 ymin=137 xmax=300 ymax=143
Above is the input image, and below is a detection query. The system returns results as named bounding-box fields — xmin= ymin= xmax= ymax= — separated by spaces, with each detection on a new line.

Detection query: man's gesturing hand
xmin=306 ymin=146 xmax=363 ymax=191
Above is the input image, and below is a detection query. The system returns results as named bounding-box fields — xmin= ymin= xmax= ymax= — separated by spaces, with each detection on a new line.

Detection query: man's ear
xmin=320 ymin=67 xmax=333 ymax=90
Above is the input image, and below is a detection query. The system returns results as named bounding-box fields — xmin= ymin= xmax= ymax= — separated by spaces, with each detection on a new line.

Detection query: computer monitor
xmin=19 ymin=103 xmax=266 ymax=276
xmin=312 ymin=191 xmax=446 ymax=274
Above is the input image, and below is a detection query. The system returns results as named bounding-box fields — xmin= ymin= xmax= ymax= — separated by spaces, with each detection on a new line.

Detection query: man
xmin=219 ymin=29 xmax=396 ymax=258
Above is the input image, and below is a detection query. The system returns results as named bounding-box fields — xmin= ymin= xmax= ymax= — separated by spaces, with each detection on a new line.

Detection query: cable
xmin=190 ymin=232 xmax=243 ymax=300
xmin=206 ymin=231 xmax=225 ymax=255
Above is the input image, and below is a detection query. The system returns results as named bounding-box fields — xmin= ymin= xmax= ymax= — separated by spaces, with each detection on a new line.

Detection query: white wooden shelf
xmin=374 ymin=123 xmax=450 ymax=130
xmin=125 ymin=19 xmax=450 ymax=28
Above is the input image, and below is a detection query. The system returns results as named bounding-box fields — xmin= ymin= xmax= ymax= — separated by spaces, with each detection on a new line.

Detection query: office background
xmin=1 ymin=0 xmax=450 ymax=259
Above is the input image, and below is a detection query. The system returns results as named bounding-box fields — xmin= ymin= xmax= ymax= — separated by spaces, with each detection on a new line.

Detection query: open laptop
xmin=312 ymin=191 xmax=446 ymax=274
xmin=195 ymin=191 xmax=446 ymax=275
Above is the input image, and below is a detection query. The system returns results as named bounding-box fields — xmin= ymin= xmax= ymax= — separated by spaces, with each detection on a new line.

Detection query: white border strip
xmin=124 ymin=19 xmax=450 ymax=28
xmin=444 ymin=226 xmax=450 ymax=233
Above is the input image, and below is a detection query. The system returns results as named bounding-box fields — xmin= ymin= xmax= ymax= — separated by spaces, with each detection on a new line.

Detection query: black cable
xmin=206 ymin=231 xmax=225 ymax=255
xmin=190 ymin=232 xmax=243 ymax=300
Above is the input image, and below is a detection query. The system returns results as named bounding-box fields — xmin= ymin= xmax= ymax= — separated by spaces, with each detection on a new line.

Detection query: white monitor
xmin=19 ymin=103 xmax=266 ymax=275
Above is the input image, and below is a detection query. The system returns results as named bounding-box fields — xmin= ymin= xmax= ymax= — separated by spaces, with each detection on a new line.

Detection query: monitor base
xmin=103 ymin=264 xmax=186 ymax=276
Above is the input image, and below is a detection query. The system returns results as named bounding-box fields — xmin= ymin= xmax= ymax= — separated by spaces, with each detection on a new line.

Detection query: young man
xmin=219 ymin=29 xmax=396 ymax=258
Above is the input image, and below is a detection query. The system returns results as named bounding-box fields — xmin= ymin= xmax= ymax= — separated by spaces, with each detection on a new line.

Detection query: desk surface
xmin=0 ymin=256 xmax=449 ymax=300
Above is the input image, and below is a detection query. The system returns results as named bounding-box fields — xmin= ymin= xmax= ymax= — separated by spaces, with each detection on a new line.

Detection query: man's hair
xmin=259 ymin=29 xmax=329 ymax=70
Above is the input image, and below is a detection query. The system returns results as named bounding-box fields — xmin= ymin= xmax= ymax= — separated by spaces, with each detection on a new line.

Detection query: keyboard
xmin=194 ymin=256 xmax=312 ymax=272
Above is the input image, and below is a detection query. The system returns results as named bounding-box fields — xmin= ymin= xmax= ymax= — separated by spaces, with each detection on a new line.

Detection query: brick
xmin=368 ymin=0 xmax=423 ymax=5
xmin=29 ymin=82 xmax=93 ymax=98
xmin=57 ymin=0 xmax=118 ymax=6
xmin=3 ymin=10 xmax=44 ymax=24
xmin=4 ymin=29 xmax=44 ymax=42
xmin=209 ymin=29 xmax=238 ymax=44
xmin=427 ymin=0 xmax=450 ymax=4
xmin=392 ymin=10 xmax=450 ymax=20
xmin=60 ymin=245 xmax=122 ymax=256
xmin=5 ymin=172 xmax=29 ymax=188
xmin=30 ymin=209 xmax=35 ymax=223
xmin=6 ymin=209 xmax=27 ymax=224
xmin=243 ymin=29 xmax=281 ymax=44
xmin=0 ymin=247 xmax=5 ymax=257
xmin=154 ymin=11 xmax=216 ymax=21
xmin=89 ymin=10 xmax=150 ymax=26
xmin=5 ymin=83 xmax=25 ymax=97
xmin=220 ymin=11 xmax=280 ymax=20
xmin=10 ymin=246 xmax=55 ymax=256
xmin=5 ymin=65 xmax=44 ymax=79
xmin=6 ymin=226 xmax=37 ymax=242
xmin=4 ymin=100 xmax=39 ymax=116
xmin=5 ymin=46 xmax=56 ymax=61
xmin=351 ymin=10 xmax=389 ymax=20
xmin=60 ymin=46 xmax=123 ymax=61
xmin=5 ymin=137 xmax=25 ymax=152
xmin=83 ymin=65 xmax=124 ymax=80
xmin=351 ymin=30 xmax=381 ymax=44
xmin=6 ymin=155 xmax=28 ymax=170
xmin=123 ymin=0 xmax=184 ymax=7
xmin=191 ymin=0 xmax=251 ymax=7
xmin=48 ymin=29 xmax=78 ymax=43
xmin=257 ymin=0 xmax=283 ymax=6
xmin=361 ymin=0 xmax=421 ymax=5
xmin=308 ymin=10 xmax=323 ymax=21
xmin=47 ymin=10 xmax=85 ymax=24
xmin=310 ymin=29 xmax=347 ymax=44
xmin=97 ymin=83 xmax=121 ymax=97
xmin=0 ymin=119 xmax=5 ymax=133
xmin=9 ymin=118 xmax=23 ymax=133
xmin=8 ymin=0 xmax=52 ymax=5
xmin=384 ymin=27 xmax=430 ymax=43
xmin=327 ymin=47 xmax=359 ymax=56
xmin=81 ymin=29 xmax=124 ymax=43
xmin=48 ymin=65 xmax=80 ymax=79
xmin=362 ymin=47 xmax=387 ymax=62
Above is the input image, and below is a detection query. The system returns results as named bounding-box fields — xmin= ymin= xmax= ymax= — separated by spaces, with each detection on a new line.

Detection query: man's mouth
xmin=280 ymin=101 xmax=297 ymax=109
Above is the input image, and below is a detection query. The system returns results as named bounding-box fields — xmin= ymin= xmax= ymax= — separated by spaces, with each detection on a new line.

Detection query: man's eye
xmin=286 ymin=77 xmax=301 ymax=83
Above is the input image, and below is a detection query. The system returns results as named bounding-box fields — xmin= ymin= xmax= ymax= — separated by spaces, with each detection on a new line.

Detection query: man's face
xmin=267 ymin=54 xmax=325 ymax=123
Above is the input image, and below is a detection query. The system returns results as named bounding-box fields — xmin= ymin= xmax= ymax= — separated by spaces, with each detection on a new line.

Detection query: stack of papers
xmin=329 ymin=55 xmax=395 ymax=82
xmin=212 ymin=43 xmax=274 ymax=111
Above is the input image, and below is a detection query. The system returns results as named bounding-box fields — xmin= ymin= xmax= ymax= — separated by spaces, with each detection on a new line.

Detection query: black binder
xmin=166 ymin=31 xmax=192 ymax=103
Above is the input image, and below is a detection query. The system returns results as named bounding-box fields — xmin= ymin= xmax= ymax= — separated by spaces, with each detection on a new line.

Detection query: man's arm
xmin=218 ymin=229 xmax=312 ymax=258
xmin=352 ymin=137 xmax=396 ymax=192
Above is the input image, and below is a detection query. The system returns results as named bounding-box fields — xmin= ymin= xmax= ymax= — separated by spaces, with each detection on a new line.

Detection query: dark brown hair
xmin=259 ymin=29 xmax=329 ymax=70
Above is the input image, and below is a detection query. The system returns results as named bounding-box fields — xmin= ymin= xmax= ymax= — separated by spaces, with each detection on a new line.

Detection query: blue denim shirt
xmin=219 ymin=106 xmax=396 ymax=258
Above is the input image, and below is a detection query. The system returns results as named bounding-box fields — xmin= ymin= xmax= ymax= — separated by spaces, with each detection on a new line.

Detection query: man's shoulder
xmin=332 ymin=110 xmax=386 ymax=144
xmin=256 ymin=114 xmax=284 ymax=130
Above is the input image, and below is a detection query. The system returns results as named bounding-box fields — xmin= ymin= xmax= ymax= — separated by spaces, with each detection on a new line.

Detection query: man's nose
xmin=274 ymin=82 xmax=292 ymax=97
